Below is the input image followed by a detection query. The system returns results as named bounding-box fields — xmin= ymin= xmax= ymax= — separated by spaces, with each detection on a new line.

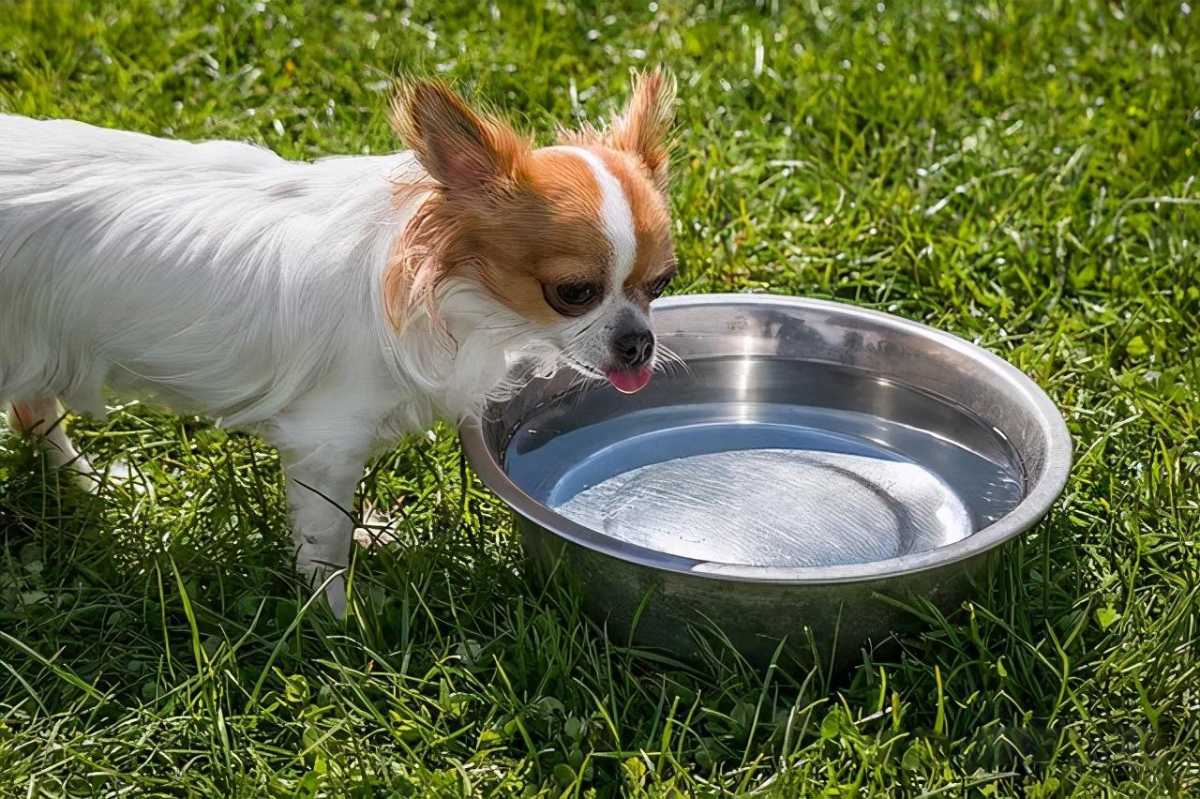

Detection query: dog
xmin=0 ymin=69 xmax=678 ymax=614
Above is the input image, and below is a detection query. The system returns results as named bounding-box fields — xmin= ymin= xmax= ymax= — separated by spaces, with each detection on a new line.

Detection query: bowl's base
xmin=518 ymin=511 xmax=989 ymax=671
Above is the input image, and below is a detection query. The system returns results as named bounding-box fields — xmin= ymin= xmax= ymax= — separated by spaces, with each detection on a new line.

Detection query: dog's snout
xmin=612 ymin=328 xmax=654 ymax=368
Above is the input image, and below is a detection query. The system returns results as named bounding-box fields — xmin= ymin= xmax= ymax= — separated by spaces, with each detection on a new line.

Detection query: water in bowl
xmin=503 ymin=359 xmax=1025 ymax=568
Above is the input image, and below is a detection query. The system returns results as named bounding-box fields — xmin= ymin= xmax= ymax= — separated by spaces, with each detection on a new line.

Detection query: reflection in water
xmin=556 ymin=449 xmax=973 ymax=567
xmin=503 ymin=361 xmax=1026 ymax=569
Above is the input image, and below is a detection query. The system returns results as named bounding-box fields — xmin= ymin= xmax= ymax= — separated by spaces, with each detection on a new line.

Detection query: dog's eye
xmin=544 ymin=281 xmax=603 ymax=316
xmin=646 ymin=270 xmax=675 ymax=299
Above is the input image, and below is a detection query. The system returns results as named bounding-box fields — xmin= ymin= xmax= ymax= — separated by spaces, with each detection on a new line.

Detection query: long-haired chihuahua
xmin=0 ymin=69 xmax=678 ymax=613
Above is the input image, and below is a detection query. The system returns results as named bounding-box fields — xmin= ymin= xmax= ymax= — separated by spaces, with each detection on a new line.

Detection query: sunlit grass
xmin=2 ymin=0 xmax=1198 ymax=795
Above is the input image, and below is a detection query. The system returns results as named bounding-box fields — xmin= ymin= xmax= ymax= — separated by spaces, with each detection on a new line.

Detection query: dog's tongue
xmin=606 ymin=366 xmax=652 ymax=394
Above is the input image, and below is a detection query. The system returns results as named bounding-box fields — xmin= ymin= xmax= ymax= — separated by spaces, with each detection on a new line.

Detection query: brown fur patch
xmin=387 ymin=148 xmax=615 ymax=328
xmin=469 ymin=149 xmax=612 ymax=323
xmin=384 ymin=72 xmax=676 ymax=330
xmin=389 ymin=81 xmax=530 ymax=192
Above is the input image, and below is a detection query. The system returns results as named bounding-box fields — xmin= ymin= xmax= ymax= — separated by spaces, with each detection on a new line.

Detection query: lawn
xmin=1 ymin=0 xmax=1198 ymax=795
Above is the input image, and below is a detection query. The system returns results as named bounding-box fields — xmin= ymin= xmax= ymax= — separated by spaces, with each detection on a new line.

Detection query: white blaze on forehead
xmin=555 ymin=146 xmax=637 ymax=286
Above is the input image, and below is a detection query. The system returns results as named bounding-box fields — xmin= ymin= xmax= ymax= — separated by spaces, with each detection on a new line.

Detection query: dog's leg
xmin=7 ymin=397 xmax=98 ymax=490
xmin=279 ymin=442 xmax=371 ymax=618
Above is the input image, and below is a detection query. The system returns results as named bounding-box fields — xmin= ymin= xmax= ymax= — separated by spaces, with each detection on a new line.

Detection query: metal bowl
xmin=461 ymin=294 xmax=1072 ymax=667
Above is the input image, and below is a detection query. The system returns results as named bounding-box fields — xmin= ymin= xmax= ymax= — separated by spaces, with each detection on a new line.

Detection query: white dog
xmin=0 ymin=70 xmax=678 ymax=613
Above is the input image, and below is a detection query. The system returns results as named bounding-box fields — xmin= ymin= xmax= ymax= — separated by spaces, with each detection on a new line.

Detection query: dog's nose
xmin=613 ymin=329 xmax=655 ymax=368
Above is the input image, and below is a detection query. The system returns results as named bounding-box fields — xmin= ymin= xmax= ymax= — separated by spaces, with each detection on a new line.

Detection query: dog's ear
xmin=391 ymin=80 xmax=527 ymax=192
xmin=607 ymin=67 xmax=676 ymax=191
xmin=556 ymin=67 xmax=677 ymax=191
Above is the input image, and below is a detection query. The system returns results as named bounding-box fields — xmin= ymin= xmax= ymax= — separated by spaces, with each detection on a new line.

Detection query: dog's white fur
xmin=0 ymin=78 xmax=673 ymax=615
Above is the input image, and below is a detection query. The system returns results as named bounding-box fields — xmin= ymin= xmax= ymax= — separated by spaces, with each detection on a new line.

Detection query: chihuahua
xmin=0 ymin=69 xmax=677 ymax=613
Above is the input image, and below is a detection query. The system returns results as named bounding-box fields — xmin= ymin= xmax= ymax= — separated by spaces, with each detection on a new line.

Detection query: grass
xmin=1 ymin=0 xmax=1198 ymax=795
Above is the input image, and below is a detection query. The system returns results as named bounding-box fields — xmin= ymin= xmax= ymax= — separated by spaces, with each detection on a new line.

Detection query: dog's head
xmin=387 ymin=69 xmax=677 ymax=395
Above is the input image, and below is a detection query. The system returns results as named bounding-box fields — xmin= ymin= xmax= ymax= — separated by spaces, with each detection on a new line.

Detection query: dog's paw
xmin=56 ymin=454 xmax=102 ymax=494
xmin=353 ymin=502 xmax=398 ymax=550
xmin=75 ymin=459 xmax=147 ymax=496
xmin=104 ymin=459 xmax=148 ymax=493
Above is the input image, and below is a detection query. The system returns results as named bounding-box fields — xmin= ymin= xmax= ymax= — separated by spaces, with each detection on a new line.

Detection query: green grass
xmin=1 ymin=0 xmax=1198 ymax=795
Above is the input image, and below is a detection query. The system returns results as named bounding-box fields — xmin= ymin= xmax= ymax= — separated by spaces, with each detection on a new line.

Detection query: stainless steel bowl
xmin=461 ymin=294 xmax=1072 ymax=667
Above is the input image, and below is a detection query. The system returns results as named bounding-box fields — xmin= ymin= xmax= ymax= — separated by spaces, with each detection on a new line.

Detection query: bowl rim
xmin=459 ymin=293 xmax=1073 ymax=585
